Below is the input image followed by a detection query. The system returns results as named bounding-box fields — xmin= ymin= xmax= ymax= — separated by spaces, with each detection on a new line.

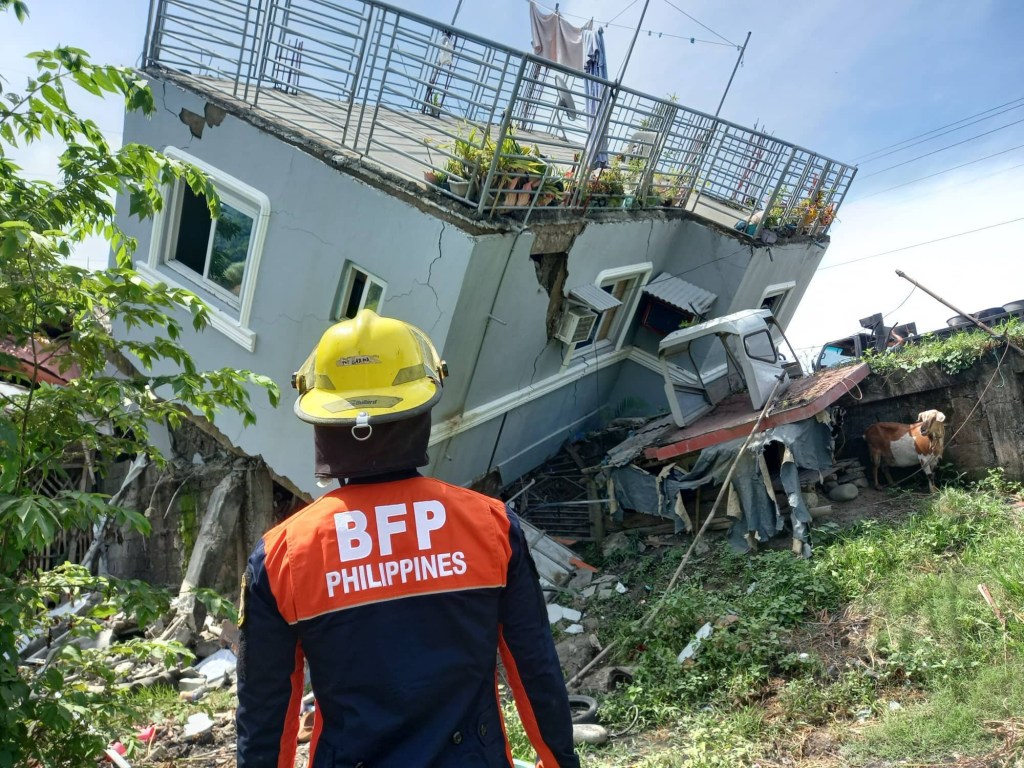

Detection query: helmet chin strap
xmin=351 ymin=411 xmax=373 ymax=442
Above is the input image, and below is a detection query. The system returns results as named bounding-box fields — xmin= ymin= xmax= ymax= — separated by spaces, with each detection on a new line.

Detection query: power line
xmin=885 ymin=286 xmax=916 ymax=319
xmin=819 ymin=216 xmax=1024 ymax=271
xmin=853 ymin=95 xmax=1024 ymax=162
xmin=858 ymin=115 xmax=1024 ymax=179
xmin=526 ymin=0 xmax=735 ymax=46
xmin=659 ymin=0 xmax=735 ymax=46
xmin=857 ymin=100 xmax=1024 ymax=165
xmin=854 ymin=142 xmax=1024 ymax=200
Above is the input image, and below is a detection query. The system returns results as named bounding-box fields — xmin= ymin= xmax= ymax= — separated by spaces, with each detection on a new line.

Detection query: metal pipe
xmin=233 ymin=0 xmax=254 ymax=98
xmin=754 ymin=146 xmax=795 ymax=240
xmin=568 ymin=374 xmax=787 ymax=688
xmin=613 ymin=0 xmax=651 ymax=85
xmin=449 ymin=0 xmax=464 ymax=25
xmin=143 ymin=0 xmax=160 ymax=67
xmin=342 ymin=2 xmax=374 ymax=144
xmin=690 ymin=123 xmax=730 ymax=213
xmin=477 ymin=59 xmax=526 ymax=215
xmin=714 ymin=30 xmax=750 ymax=118
xmin=895 ymin=271 xmax=1024 ymax=357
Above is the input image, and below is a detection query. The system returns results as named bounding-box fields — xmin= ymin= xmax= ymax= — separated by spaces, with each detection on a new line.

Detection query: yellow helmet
xmin=291 ymin=310 xmax=447 ymax=427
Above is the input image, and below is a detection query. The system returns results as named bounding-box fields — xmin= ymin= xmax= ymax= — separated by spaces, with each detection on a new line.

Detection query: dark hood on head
xmin=314 ymin=411 xmax=432 ymax=480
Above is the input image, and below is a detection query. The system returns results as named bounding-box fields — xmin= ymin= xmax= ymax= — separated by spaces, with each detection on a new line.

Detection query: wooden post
xmin=586 ymin=479 xmax=605 ymax=544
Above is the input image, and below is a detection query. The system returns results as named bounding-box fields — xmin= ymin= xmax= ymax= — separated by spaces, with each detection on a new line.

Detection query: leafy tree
xmin=0 ymin=4 xmax=279 ymax=765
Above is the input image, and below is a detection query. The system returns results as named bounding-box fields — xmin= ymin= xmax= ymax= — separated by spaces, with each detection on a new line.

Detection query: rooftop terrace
xmin=143 ymin=0 xmax=856 ymax=237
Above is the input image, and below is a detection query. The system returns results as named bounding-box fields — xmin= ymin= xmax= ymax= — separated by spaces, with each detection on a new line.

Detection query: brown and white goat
xmin=864 ymin=409 xmax=947 ymax=492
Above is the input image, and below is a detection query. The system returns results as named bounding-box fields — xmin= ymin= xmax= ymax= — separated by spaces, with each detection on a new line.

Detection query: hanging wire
xmin=853 ymin=96 xmax=1024 ymax=163
xmin=607 ymin=0 xmax=640 ymax=25
xmin=853 ymin=143 xmax=1024 ymax=201
xmin=659 ymin=0 xmax=736 ymax=47
xmin=819 ymin=217 xmax=1024 ymax=271
xmin=525 ymin=0 xmax=735 ymax=46
xmin=858 ymin=115 xmax=1024 ymax=179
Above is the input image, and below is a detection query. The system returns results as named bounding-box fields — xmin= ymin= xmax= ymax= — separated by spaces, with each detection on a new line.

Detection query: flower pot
xmin=422 ymin=170 xmax=440 ymax=191
xmin=449 ymin=180 xmax=471 ymax=198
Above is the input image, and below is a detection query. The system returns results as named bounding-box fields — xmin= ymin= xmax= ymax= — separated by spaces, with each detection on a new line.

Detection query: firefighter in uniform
xmin=236 ymin=310 xmax=580 ymax=768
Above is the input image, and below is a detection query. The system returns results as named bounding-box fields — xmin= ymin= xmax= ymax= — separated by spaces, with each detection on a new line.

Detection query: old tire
xmin=568 ymin=694 xmax=599 ymax=724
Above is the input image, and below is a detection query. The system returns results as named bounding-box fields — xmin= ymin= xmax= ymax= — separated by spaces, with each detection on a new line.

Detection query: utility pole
xmin=691 ymin=30 xmax=751 ymax=214
xmin=715 ymin=30 xmax=751 ymax=117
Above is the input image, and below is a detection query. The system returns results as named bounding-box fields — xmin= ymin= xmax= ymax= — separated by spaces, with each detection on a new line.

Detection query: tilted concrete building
xmin=116 ymin=0 xmax=856 ymax=498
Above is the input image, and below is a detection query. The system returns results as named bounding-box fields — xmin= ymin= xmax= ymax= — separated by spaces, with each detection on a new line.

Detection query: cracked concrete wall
xmin=429 ymin=217 xmax=828 ymax=487
xmin=114 ymin=77 xmax=477 ymax=496
xmin=113 ymin=79 xmax=829 ymax=494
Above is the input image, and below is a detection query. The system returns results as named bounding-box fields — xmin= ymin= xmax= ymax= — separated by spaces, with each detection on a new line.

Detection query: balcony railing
xmin=144 ymin=0 xmax=856 ymax=237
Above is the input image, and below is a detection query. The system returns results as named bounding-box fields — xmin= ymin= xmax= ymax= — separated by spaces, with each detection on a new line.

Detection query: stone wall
xmin=100 ymin=420 xmax=289 ymax=593
xmin=839 ymin=350 xmax=1024 ymax=483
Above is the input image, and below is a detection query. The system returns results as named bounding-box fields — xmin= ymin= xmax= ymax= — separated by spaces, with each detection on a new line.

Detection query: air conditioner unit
xmin=555 ymin=306 xmax=598 ymax=345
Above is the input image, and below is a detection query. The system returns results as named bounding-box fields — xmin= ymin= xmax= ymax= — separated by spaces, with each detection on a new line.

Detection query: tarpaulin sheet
xmin=609 ymin=416 xmax=835 ymax=555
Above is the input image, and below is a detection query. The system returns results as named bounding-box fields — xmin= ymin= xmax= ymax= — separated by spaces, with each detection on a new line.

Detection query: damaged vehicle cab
xmin=659 ymin=308 xmax=798 ymax=428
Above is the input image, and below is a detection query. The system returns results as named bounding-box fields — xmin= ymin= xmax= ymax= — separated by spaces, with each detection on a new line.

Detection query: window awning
xmin=568 ymin=284 xmax=622 ymax=313
xmin=643 ymin=273 xmax=717 ymax=315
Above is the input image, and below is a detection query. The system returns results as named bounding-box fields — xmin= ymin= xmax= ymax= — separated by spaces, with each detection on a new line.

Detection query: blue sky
xmin=3 ymin=0 xmax=1023 ymax=357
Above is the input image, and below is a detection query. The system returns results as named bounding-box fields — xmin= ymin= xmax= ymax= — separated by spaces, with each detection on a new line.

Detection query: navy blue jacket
xmin=236 ymin=473 xmax=580 ymax=768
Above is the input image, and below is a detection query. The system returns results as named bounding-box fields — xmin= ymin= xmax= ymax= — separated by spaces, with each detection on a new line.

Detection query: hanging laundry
xmin=529 ymin=1 xmax=590 ymax=70
xmin=583 ymin=26 xmax=607 ymax=114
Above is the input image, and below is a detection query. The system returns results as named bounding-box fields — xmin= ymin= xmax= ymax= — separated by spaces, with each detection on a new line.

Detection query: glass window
xmin=168 ymin=185 xmax=256 ymax=304
xmin=743 ymin=330 xmax=778 ymax=363
xmin=761 ymin=290 xmax=788 ymax=315
xmin=816 ymin=343 xmax=856 ymax=369
xmin=336 ymin=264 xmax=387 ymax=320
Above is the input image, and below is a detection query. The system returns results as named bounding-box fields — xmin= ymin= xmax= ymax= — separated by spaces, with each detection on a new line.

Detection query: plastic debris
xmin=614 ymin=582 xmax=627 ymax=594
xmin=564 ymin=623 xmax=585 ymax=634
xmin=103 ymin=746 xmax=131 ymax=768
xmin=676 ymin=622 xmax=714 ymax=664
xmin=137 ymin=725 xmax=157 ymax=743
xmin=195 ymin=648 xmax=237 ymax=685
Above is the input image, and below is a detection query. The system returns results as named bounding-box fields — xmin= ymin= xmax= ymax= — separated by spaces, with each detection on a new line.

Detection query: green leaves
xmin=1 ymin=17 xmax=281 ymax=768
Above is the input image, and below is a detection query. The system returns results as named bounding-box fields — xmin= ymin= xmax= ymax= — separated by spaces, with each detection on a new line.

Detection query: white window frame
xmin=334 ymin=263 xmax=387 ymax=320
xmin=137 ymin=147 xmax=270 ymax=352
xmin=569 ymin=262 xmax=652 ymax=361
xmin=565 ymin=264 xmax=651 ymax=368
xmin=758 ymin=281 xmax=796 ymax=319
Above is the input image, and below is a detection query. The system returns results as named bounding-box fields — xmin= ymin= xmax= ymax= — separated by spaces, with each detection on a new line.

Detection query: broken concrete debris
xmin=182 ymin=712 xmax=215 ymax=739
xmin=573 ymin=723 xmax=610 ymax=746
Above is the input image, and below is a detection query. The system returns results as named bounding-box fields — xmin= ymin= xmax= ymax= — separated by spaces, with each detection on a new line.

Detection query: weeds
xmin=864 ymin=317 xmax=1022 ymax=375
xmin=586 ymin=473 xmax=1024 ymax=766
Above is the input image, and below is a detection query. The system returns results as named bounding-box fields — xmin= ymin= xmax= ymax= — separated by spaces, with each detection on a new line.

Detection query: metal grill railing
xmin=144 ymin=0 xmax=856 ymax=235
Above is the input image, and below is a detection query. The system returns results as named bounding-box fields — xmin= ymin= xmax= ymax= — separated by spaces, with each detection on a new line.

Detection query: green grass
xmin=582 ymin=471 xmax=1024 ymax=766
xmin=856 ymin=658 xmax=1024 ymax=760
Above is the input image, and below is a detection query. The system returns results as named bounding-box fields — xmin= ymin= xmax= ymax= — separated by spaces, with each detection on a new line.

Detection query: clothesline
xmin=522 ymin=0 xmax=738 ymax=48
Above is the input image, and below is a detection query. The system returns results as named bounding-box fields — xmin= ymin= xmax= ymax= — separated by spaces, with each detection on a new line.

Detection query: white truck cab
xmin=658 ymin=309 xmax=795 ymax=428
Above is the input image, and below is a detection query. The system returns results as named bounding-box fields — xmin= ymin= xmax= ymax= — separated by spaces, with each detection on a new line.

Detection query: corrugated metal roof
xmin=643 ymin=273 xmax=717 ymax=315
xmin=569 ymin=284 xmax=622 ymax=313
